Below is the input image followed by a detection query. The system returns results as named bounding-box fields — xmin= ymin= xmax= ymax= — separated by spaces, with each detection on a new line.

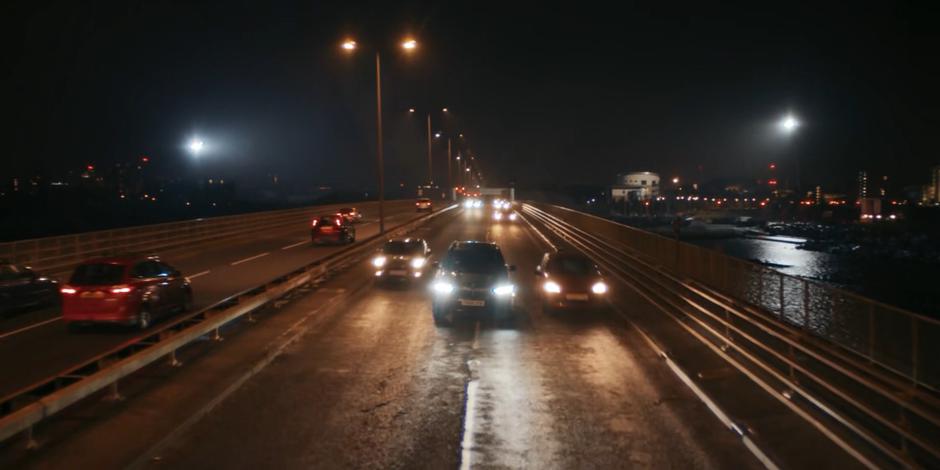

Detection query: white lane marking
xmin=187 ymin=270 xmax=211 ymax=280
xmin=0 ymin=317 xmax=62 ymax=340
xmin=460 ymin=378 xmax=480 ymax=470
xmin=281 ymin=240 xmax=308 ymax=250
xmin=230 ymin=252 xmax=270 ymax=266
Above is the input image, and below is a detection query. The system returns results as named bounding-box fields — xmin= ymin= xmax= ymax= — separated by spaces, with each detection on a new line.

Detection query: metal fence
xmin=536 ymin=203 xmax=940 ymax=392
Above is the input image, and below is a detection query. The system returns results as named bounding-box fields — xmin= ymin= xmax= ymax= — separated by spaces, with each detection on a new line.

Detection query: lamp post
xmin=778 ymin=113 xmax=801 ymax=194
xmin=342 ymin=37 xmax=417 ymax=234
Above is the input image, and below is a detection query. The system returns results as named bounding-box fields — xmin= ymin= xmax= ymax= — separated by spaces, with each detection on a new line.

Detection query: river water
xmin=690 ymin=236 xmax=939 ymax=317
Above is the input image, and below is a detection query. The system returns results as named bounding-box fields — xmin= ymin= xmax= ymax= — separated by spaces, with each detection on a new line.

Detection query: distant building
xmin=857 ymin=170 xmax=868 ymax=201
xmin=859 ymin=197 xmax=882 ymax=222
xmin=610 ymin=171 xmax=660 ymax=202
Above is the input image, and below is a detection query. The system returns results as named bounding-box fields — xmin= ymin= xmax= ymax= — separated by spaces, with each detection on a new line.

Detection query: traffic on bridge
xmin=3 ymin=3 xmax=940 ymax=469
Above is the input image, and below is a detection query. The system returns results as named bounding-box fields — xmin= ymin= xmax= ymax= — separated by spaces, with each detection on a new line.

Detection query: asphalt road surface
xmin=143 ymin=208 xmax=761 ymax=469
xmin=0 ymin=201 xmax=421 ymax=402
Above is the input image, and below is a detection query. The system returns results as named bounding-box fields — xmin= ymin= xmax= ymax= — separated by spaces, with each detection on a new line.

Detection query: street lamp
xmin=188 ymin=138 xmax=204 ymax=156
xmin=342 ymin=36 xmax=418 ymax=234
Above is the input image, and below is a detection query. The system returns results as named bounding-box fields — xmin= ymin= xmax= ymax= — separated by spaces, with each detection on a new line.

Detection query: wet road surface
xmin=148 ymin=208 xmax=760 ymax=469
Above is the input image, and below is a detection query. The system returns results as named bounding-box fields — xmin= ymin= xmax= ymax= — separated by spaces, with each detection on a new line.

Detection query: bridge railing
xmin=0 ymin=200 xmax=411 ymax=276
xmin=525 ymin=202 xmax=940 ymax=467
xmin=536 ymin=204 xmax=940 ymax=393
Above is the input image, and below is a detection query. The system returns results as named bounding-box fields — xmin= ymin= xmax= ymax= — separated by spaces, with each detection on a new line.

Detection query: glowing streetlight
xmin=401 ymin=39 xmax=417 ymax=50
xmin=341 ymin=40 xmax=357 ymax=51
xmin=188 ymin=138 xmax=204 ymax=155
xmin=672 ymin=177 xmax=680 ymax=184
xmin=434 ymin=132 xmax=442 ymax=138
xmin=779 ymin=114 xmax=800 ymax=134
xmin=408 ymin=108 xmax=415 ymax=113
xmin=442 ymin=107 xmax=448 ymax=112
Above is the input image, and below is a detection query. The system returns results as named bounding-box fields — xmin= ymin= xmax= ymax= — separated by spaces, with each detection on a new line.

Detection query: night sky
xmin=3 ymin=1 xmax=938 ymax=192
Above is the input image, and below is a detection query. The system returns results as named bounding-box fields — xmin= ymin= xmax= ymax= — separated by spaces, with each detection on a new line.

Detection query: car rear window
xmin=383 ymin=241 xmax=422 ymax=255
xmin=548 ymin=256 xmax=595 ymax=276
xmin=316 ymin=216 xmax=341 ymax=225
xmin=70 ymin=263 xmax=126 ymax=285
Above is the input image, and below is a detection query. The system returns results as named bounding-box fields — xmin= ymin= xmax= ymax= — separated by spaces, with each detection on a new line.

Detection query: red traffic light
xmin=86 ymin=165 xmax=95 ymax=171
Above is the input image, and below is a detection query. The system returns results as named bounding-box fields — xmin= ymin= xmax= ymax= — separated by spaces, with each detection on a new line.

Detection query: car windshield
xmin=383 ymin=241 xmax=422 ymax=255
xmin=548 ymin=256 xmax=595 ymax=276
xmin=442 ymin=246 xmax=505 ymax=273
xmin=70 ymin=263 xmax=126 ymax=285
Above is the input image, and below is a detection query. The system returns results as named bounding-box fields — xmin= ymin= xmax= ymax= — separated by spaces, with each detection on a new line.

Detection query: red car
xmin=61 ymin=256 xmax=192 ymax=330
xmin=311 ymin=214 xmax=356 ymax=245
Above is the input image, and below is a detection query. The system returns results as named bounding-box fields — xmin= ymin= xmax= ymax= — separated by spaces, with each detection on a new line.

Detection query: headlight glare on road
xmin=410 ymin=257 xmax=426 ymax=269
xmin=543 ymin=280 xmax=562 ymax=293
xmin=492 ymin=283 xmax=515 ymax=296
xmin=432 ymin=280 xmax=455 ymax=295
xmin=372 ymin=256 xmax=387 ymax=268
xmin=591 ymin=281 xmax=608 ymax=294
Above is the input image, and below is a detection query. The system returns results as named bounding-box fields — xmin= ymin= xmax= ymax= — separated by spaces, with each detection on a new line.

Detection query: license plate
xmin=389 ymin=270 xmax=407 ymax=276
xmin=459 ymin=299 xmax=485 ymax=307
xmin=81 ymin=291 xmax=105 ymax=299
xmin=565 ymin=294 xmax=589 ymax=301
xmin=320 ymin=227 xmax=334 ymax=232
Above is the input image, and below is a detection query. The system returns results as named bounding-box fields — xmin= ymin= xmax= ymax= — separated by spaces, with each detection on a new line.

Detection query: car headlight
xmin=492 ymin=284 xmax=515 ymax=296
xmin=410 ymin=257 xmax=426 ymax=269
xmin=591 ymin=281 xmax=608 ymax=294
xmin=372 ymin=256 xmax=387 ymax=268
xmin=432 ymin=280 xmax=455 ymax=295
xmin=493 ymin=212 xmax=502 ymax=220
xmin=508 ymin=213 xmax=517 ymax=221
xmin=473 ymin=200 xmax=483 ymax=208
xmin=543 ymin=280 xmax=562 ymax=293
xmin=502 ymin=202 xmax=511 ymax=210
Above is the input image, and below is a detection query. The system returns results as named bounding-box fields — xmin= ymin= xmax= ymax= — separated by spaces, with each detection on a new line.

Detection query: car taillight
xmin=111 ymin=285 xmax=134 ymax=294
xmin=60 ymin=286 xmax=77 ymax=295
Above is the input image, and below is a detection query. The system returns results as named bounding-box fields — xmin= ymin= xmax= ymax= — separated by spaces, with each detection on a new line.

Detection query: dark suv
xmin=0 ymin=262 xmax=59 ymax=316
xmin=311 ymin=214 xmax=356 ymax=245
xmin=430 ymin=241 xmax=516 ymax=325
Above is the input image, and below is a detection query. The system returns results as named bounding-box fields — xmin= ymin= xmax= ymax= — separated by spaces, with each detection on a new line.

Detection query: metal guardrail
xmin=523 ymin=203 xmax=940 ymax=468
xmin=0 ymin=200 xmax=413 ymax=276
xmin=541 ymin=204 xmax=940 ymax=393
xmin=0 ymin=204 xmax=457 ymax=448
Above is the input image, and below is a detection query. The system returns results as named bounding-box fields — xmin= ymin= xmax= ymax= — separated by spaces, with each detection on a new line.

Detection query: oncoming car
xmin=0 ymin=262 xmax=59 ymax=316
xmin=61 ymin=256 xmax=192 ymax=330
xmin=492 ymin=208 xmax=518 ymax=222
xmin=372 ymin=238 xmax=431 ymax=282
xmin=462 ymin=198 xmax=483 ymax=209
xmin=430 ymin=241 xmax=516 ymax=325
xmin=535 ymin=251 xmax=608 ymax=313
xmin=311 ymin=214 xmax=356 ymax=245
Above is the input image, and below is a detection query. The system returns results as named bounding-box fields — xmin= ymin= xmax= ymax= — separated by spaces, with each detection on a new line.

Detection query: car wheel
xmin=182 ymin=290 xmax=194 ymax=312
xmin=137 ymin=306 xmax=152 ymax=330
xmin=432 ymin=305 xmax=451 ymax=326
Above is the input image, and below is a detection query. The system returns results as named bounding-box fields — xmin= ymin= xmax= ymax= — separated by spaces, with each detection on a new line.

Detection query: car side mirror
xmin=508 ymin=265 xmax=517 ymax=272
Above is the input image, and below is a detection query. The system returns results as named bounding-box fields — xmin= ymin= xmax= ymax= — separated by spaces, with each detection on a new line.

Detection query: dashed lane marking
xmin=230 ymin=252 xmax=270 ymax=266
